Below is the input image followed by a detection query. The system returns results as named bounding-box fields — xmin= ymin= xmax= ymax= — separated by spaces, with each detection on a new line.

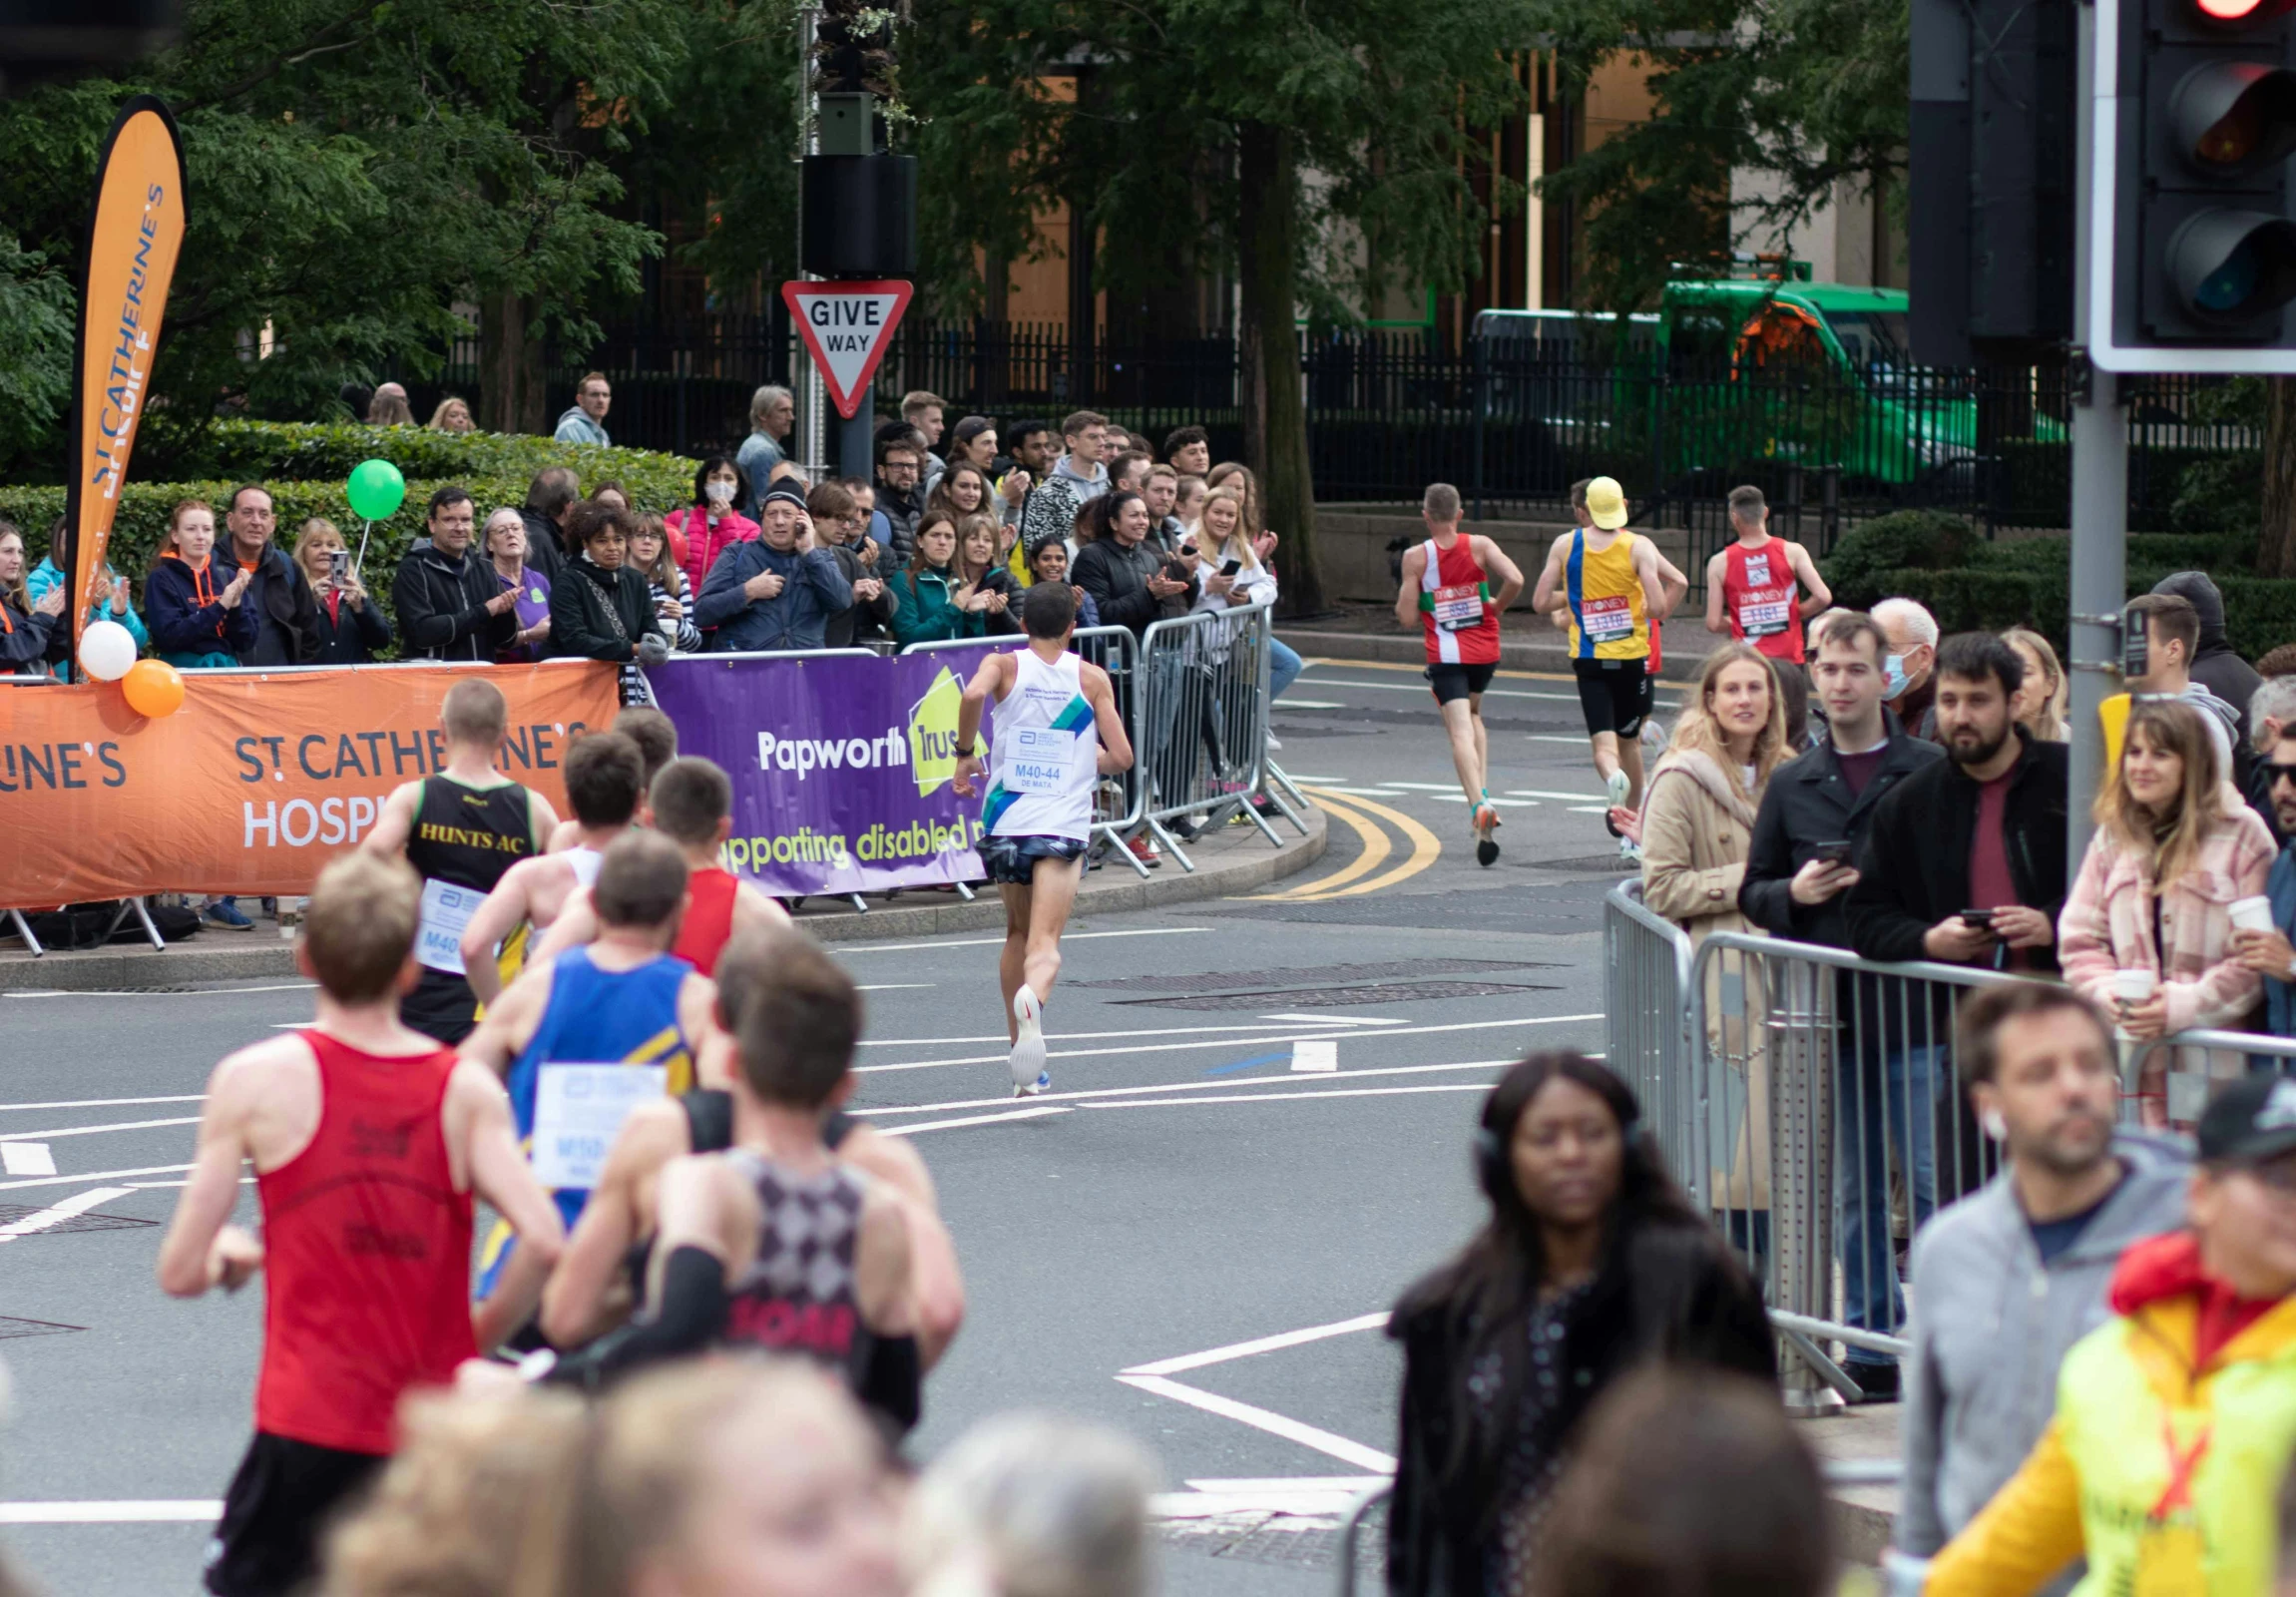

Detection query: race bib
xmin=1579 ymin=595 xmax=1634 ymax=642
xmin=1737 ymin=597 xmax=1793 ymax=638
xmin=531 ymin=1063 xmax=669 ymax=1190
xmin=415 ymin=878 xmax=484 ymax=975
xmin=1431 ymin=583 xmax=1486 ymax=632
xmin=1004 ymin=728 xmax=1075 ymax=795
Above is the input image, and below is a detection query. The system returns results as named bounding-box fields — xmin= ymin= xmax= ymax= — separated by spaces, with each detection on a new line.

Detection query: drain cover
xmin=0 ymin=1205 xmax=158 ymax=1237
xmin=1136 ymin=978 xmax=1557 ymax=1011
xmin=1079 ymin=957 xmax=1555 ymax=993
xmin=0 ymin=1317 xmax=84 ymax=1339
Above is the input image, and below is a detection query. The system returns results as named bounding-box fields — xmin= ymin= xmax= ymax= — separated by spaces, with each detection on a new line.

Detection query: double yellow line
xmin=1245 ymin=785 xmax=1442 ymax=901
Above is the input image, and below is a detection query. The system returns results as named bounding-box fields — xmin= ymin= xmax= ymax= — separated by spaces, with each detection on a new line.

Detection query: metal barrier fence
xmin=1136 ymin=601 xmax=1289 ymax=869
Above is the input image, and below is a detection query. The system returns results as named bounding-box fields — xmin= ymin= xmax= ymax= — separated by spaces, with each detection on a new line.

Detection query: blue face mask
xmin=1883 ymin=653 xmax=1910 ymax=699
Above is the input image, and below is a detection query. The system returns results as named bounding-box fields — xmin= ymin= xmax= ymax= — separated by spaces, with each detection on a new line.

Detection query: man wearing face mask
xmin=1873 ymin=597 xmax=1942 ymax=743
xmin=1890 ymin=984 xmax=2186 ymax=1597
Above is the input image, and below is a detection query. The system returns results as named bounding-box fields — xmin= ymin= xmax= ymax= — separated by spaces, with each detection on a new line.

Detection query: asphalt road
xmin=0 ymin=656 xmax=1680 ymax=1597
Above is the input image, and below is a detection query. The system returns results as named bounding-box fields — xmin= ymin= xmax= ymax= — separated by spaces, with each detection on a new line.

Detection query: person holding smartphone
xmin=294 ymin=518 xmax=392 ymax=665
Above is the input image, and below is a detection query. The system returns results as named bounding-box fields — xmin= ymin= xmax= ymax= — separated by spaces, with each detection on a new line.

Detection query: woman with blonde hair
xmin=428 ymin=396 xmax=475 ymax=433
xmin=2060 ymin=699 xmax=2275 ymax=1124
xmin=293 ymin=517 xmax=391 ymax=665
xmin=1204 ymin=461 xmax=1277 ymax=564
xmin=2001 ymin=626 xmax=2068 ymax=743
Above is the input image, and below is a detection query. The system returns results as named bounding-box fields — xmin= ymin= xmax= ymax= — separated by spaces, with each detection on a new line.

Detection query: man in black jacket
xmin=392 ymin=486 xmax=521 ymax=662
xmin=225 ymin=484 xmax=319 ymax=667
xmin=2153 ymin=571 xmax=2262 ymax=741
xmin=518 ymin=466 xmax=578 ymax=583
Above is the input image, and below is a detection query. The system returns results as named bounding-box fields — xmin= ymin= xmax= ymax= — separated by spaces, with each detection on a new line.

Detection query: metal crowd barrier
xmin=1137 ymin=599 xmax=1292 ymax=869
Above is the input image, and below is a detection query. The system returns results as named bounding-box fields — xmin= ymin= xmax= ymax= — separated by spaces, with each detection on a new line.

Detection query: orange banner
xmin=0 ymin=663 xmax=619 ymax=907
xmin=67 ymin=97 xmax=187 ymax=650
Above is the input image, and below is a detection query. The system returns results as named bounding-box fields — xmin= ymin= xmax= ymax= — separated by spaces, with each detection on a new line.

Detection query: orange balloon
xmin=122 ymin=659 xmax=186 ymax=719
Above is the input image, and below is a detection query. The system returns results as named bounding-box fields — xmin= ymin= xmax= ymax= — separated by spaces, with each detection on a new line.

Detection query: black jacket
xmin=517 ymin=507 xmax=569 ymax=584
xmin=231 ymin=542 xmax=320 ymax=667
xmin=1073 ymin=535 xmax=1188 ymax=637
xmin=310 ymin=590 xmax=393 ymax=665
xmin=549 ymin=556 xmax=665 ymax=664
xmin=1738 ymin=716 xmax=1945 ymax=949
xmin=822 ymin=540 xmax=896 ymax=649
xmin=1845 ymin=733 xmax=2069 ymax=974
xmin=0 ymin=593 xmax=61 ymax=673
xmin=392 ymin=544 xmax=519 ymax=662
xmin=1386 ymin=1220 xmax=1773 ymax=1597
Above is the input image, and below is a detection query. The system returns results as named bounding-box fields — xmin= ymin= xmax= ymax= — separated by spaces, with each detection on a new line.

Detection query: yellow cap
xmin=1584 ymin=476 xmax=1628 ymax=530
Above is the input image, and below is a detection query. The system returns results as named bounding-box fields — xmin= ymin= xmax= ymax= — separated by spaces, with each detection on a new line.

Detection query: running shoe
xmin=1008 ymin=984 xmax=1049 ymax=1092
xmin=1473 ymin=802 xmax=1501 ymax=867
xmin=1127 ymin=835 xmax=1162 ymax=868
xmin=204 ymin=898 xmax=254 ymax=931
xmin=1265 ymin=734 xmax=1283 ymax=751
xmin=1605 ymin=768 xmax=1632 ymax=808
xmin=1639 ymin=718 xmax=1666 ymax=757
xmin=1618 ymin=835 xmax=1643 ymax=864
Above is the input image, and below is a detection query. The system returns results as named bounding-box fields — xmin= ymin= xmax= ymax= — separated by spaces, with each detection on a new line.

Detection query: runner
xmin=532 ymin=756 xmax=790 ymax=976
xmin=458 ymin=831 xmax=712 ymax=1333
xmin=1532 ymin=474 xmax=1684 ymax=861
xmin=362 ymin=679 xmax=560 ymax=1043
xmin=157 ymin=853 xmax=564 ymax=1597
xmin=951 ymin=582 xmax=1135 ymax=1095
xmin=458 ymin=730 xmax=647 ymax=1006
xmin=1392 ymin=481 xmax=1526 ymax=867
xmin=1702 ymin=483 xmax=1830 ymax=665
xmin=538 ymin=924 xmax=966 ymax=1365
xmin=545 ymin=705 xmax=678 ymax=852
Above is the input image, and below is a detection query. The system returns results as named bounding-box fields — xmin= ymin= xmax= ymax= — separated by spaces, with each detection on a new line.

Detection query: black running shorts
xmin=1573 ymin=656 xmax=1656 ymax=738
xmin=1425 ymin=662 xmax=1498 ymax=706
xmin=980 ymin=833 xmax=1089 ymax=885
xmin=206 ymin=1430 xmax=387 ymax=1597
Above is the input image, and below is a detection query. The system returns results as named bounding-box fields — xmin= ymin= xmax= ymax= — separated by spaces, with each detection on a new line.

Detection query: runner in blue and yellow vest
xmin=457 ymin=830 xmax=711 ymax=1346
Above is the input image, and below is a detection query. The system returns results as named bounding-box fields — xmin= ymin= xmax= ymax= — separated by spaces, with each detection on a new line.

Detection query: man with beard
xmin=2230 ymin=716 xmax=2296 ymax=1040
xmin=1889 ymin=983 xmax=2186 ymax=1594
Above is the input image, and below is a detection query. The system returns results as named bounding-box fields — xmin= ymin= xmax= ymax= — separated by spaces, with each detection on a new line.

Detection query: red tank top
xmin=1418 ymin=535 xmax=1501 ymax=666
xmin=673 ymin=865 xmax=741 ymax=976
xmin=254 ymin=1030 xmax=475 ymax=1454
xmin=1720 ymin=540 xmax=1804 ymax=663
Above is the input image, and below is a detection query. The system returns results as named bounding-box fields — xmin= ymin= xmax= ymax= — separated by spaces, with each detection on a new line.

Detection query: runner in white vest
xmin=954 ymin=583 xmax=1135 ymax=1095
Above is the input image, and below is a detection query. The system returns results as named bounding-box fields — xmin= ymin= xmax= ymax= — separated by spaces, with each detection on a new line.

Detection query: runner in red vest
xmin=1702 ymin=484 xmax=1830 ymax=665
xmin=158 ymin=853 xmax=564 ymax=1597
xmin=1393 ymin=482 xmax=1525 ymax=866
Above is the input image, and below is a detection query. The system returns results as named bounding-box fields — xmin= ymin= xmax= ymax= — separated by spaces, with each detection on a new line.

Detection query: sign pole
xmin=842 ymin=380 xmax=875 ymax=482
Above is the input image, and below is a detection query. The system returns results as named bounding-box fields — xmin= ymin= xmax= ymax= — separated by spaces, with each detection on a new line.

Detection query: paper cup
xmin=2113 ymin=969 xmax=2158 ymax=1005
xmin=2230 ymin=896 xmax=2277 ymax=935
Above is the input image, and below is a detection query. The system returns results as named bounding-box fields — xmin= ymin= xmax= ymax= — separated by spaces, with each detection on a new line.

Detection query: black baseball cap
xmin=2197 ymin=1073 xmax=2296 ymax=1166
xmin=760 ymin=484 xmax=809 ymax=514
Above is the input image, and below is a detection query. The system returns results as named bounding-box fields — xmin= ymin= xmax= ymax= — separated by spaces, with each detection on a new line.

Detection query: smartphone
xmin=327 ymin=549 xmax=350 ymax=583
xmin=1219 ymin=557 xmax=1244 ymax=577
xmin=1961 ymin=908 xmax=1997 ymax=927
xmin=1810 ymin=840 xmax=1853 ymax=865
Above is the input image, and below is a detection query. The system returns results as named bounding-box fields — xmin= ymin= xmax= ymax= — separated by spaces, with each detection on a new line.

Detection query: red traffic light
xmin=2193 ymin=0 xmax=2294 ymax=23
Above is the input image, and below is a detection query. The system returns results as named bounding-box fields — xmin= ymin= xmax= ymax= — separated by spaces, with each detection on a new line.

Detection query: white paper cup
xmin=2114 ymin=968 xmax=2158 ymax=1005
xmin=2230 ymin=895 xmax=2277 ymax=935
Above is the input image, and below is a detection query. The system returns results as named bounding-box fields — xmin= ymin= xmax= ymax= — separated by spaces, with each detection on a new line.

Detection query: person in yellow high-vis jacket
xmin=1927 ymin=1070 xmax=2296 ymax=1597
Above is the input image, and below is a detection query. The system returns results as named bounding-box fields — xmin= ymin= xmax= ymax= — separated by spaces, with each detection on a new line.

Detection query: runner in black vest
xmin=362 ymin=679 xmax=559 ymax=1044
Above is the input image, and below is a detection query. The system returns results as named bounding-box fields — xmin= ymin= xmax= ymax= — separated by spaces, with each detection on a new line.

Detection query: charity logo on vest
xmin=724 ymin=1296 xmax=858 ymax=1356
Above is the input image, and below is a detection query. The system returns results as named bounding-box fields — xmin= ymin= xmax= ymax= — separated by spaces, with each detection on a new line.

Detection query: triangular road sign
xmin=781 ymin=279 xmax=914 ymax=419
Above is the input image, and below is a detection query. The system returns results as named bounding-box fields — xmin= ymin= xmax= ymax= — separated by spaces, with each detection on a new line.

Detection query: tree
xmin=901 ymin=0 xmax=1538 ymax=614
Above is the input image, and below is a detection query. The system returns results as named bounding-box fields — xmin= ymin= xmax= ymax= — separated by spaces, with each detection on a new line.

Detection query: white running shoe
xmin=1008 ymin=984 xmax=1048 ymax=1093
xmin=1619 ymin=835 xmax=1643 ymax=864
xmin=1605 ymin=768 xmax=1631 ymax=808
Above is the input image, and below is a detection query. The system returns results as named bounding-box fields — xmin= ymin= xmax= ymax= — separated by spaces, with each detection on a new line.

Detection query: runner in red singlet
xmin=1703 ymin=484 xmax=1830 ymax=665
xmin=1393 ymin=481 xmax=1525 ymax=866
xmin=158 ymin=854 xmax=563 ymax=1597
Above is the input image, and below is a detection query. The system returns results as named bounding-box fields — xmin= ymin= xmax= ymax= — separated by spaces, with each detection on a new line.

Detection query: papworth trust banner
xmin=645 ymin=647 xmax=1006 ymax=895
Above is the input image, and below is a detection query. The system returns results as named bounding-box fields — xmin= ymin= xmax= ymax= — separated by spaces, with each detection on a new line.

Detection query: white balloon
xmin=78 ymin=619 xmax=137 ymax=682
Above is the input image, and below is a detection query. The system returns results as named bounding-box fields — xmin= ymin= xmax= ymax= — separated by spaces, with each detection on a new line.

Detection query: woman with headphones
xmin=1385 ymin=1053 xmax=1773 ymax=1597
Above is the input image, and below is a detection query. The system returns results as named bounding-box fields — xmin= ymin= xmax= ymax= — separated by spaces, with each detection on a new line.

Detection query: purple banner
xmin=644 ymin=647 xmax=1007 ymax=895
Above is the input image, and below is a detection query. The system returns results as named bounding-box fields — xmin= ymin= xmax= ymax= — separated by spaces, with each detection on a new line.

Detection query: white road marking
xmin=0 ymin=1095 xmax=205 ymax=1114
xmin=856 ymin=983 xmax=937 ymax=991
xmin=2 ymin=983 xmax=316 ymax=1000
xmin=1084 ymin=1083 xmax=1490 ymax=1110
xmin=1378 ymin=781 xmax=1475 ymax=792
xmin=1117 ymin=1375 xmax=1395 ymax=1472
xmin=840 ymin=926 xmax=1208 ymax=954
xmin=854 ymin=1012 xmax=1601 ymax=1075
xmin=0 ymin=1501 xmax=223 ymax=1523
xmin=1256 ymin=1014 xmax=1406 ymax=1027
xmin=1503 ymin=788 xmax=1611 ymax=801
xmin=0 ymin=1116 xmax=202 ymax=1143
xmin=860 ymin=1057 xmax=1517 ymax=1119
xmin=883 ymin=1107 xmax=1071 ymax=1135
xmin=1 ymin=1143 xmax=55 ymax=1176
xmin=0 ymin=1163 xmax=192 ymax=1193
xmin=0 ymin=1186 xmax=135 ymax=1242
xmin=1269 ymin=699 xmax=1345 ymax=709
xmin=1125 ymin=1312 xmax=1392 ymax=1376
xmin=863 ymin=1018 xmax=1372 ymax=1050
xmin=1290 ymin=1039 xmax=1338 ymax=1073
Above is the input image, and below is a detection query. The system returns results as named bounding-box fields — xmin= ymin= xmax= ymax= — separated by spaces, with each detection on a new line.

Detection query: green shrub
xmin=1821 ymin=511 xmax=1980 ymax=608
xmin=186 ymin=419 xmax=699 ymax=502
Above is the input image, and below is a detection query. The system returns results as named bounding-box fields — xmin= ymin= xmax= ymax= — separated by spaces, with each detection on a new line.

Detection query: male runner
xmin=1703 ymin=483 xmax=1830 ymax=664
xmin=1392 ymin=481 xmax=1526 ymax=867
xmin=362 ymin=678 xmax=560 ymax=1043
xmin=458 ymin=830 xmax=712 ymax=1329
xmin=157 ymin=853 xmax=564 ymax=1597
xmin=952 ymin=582 xmax=1135 ymax=1095
xmin=532 ymin=756 xmax=790 ymax=976
xmin=1532 ymin=474 xmax=1684 ymax=860
xmin=539 ymin=924 xmax=966 ymax=1364
xmin=458 ymin=730 xmax=646 ymax=1005
xmin=545 ymin=706 xmax=676 ymax=851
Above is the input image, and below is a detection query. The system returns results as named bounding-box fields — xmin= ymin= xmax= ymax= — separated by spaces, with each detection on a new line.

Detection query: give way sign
xmin=780 ymin=279 xmax=914 ymax=419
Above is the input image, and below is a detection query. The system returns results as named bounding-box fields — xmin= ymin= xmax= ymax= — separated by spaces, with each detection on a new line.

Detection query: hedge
xmin=191 ymin=419 xmax=700 ymax=499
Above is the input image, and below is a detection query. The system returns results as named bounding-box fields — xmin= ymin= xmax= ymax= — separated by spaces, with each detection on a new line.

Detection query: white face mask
xmin=704 ymin=479 xmax=736 ymax=507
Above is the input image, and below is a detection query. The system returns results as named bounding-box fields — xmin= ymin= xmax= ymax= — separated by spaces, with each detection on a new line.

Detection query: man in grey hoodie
xmin=1016 ymin=409 xmax=1112 ymax=562
xmin=1892 ymin=981 xmax=2186 ymax=1591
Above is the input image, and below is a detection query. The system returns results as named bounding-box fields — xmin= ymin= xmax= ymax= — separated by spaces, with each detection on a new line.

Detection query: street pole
xmin=2066 ymin=0 xmax=2127 ymax=880
xmin=797 ymin=3 xmax=828 ymax=479
xmin=842 ymin=380 xmax=875 ymax=481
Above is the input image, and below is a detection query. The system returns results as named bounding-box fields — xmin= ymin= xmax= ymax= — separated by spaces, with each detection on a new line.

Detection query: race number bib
xmin=1579 ymin=595 xmax=1635 ymax=642
xmin=1004 ymin=728 xmax=1075 ymax=794
xmin=1736 ymin=597 xmax=1793 ymax=638
xmin=1431 ymin=583 xmax=1486 ymax=632
xmin=531 ymin=1063 xmax=669 ymax=1190
xmin=415 ymin=878 xmax=484 ymax=974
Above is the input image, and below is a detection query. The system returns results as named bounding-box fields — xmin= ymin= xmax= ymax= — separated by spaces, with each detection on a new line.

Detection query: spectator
xmin=2123 ymin=591 xmax=2245 ymax=789
xmin=734 ymin=384 xmax=795 ymax=513
xmin=904 ymin=388 xmax=948 ymax=482
xmin=550 ymin=503 xmax=670 ymax=705
xmin=1532 ymin=1369 xmax=1833 ymax=1597
xmin=589 ymin=480 xmax=631 ymax=515
xmin=1074 ymin=490 xmax=1188 ymax=640
xmin=518 ymin=465 xmax=577 ymax=582
xmin=2249 ymin=674 xmax=2296 ymax=842
xmin=948 ymin=415 xmax=1001 ymax=481
xmin=956 ymin=514 xmax=1019 ymax=636
xmin=392 ymin=486 xmax=521 ymax=662
xmin=809 ymin=481 xmax=895 ymax=648
xmin=554 ymin=371 xmax=612 ymax=446
xmin=630 ymin=512 xmax=700 ymax=653
xmin=1017 ymin=410 xmax=1113 ymax=563
xmin=1107 ymin=452 xmax=1150 ymax=516
xmin=902 ymin=1416 xmax=1157 ymax=1597
xmin=1773 ymin=651 xmax=1815 ymax=753
xmin=2002 ymin=626 xmax=2069 ymax=743
xmin=1193 ymin=485 xmax=1300 ymax=701
xmin=1873 ymin=595 xmax=1942 ymax=741
xmin=1641 ymin=643 xmax=1788 ymax=948
xmin=929 ymin=460 xmax=996 ymax=532
xmin=1143 ymin=463 xmax=1186 ymax=550
xmin=427 ymin=396 xmax=475 ymax=433
xmin=1893 ymin=982 xmax=2187 ymax=1592
xmin=365 ymin=382 xmax=414 ymax=426
xmin=2153 ymin=570 xmax=2262 ymax=735
xmin=1028 ymin=539 xmax=1098 ymax=629
xmin=997 ymin=417 xmax=1058 ymax=530
xmin=225 ymin=483 xmax=320 ymax=666
xmin=667 ymin=456 xmax=759 ymax=599
xmin=2232 ymin=718 xmax=2296 ymax=1039
xmin=0 ymin=521 xmax=66 ymax=676
xmin=1387 ymin=1054 xmax=1771 ymax=1597
xmin=872 ymin=429 xmax=929 ymax=571
xmin=148 ymin=499 xmax=258 ymax=669
xmin=1173 ymin=474 xmax=1207 ymax=541
xmin=697 ymin=483 xmax=852 ymax=653
xmin=2063 ymin=700 xmax=2275 ymax=1125
xmin=1163 ymin=423 xmax=1211 ymax=476
xmin=337 ymin=380 xmax=374 ymax=421
xmin=2261 ymin=641 xmax=2296 ymax=678
xmin=483 ymin=507 xmax=553 ymax=664
xmin=28 ymin=517 xmax=144 ymax=680
xmin=1925 ymin=1072 xmax=2296 ymax=1597
xmin=889 ymin=512 xmax=991 ymax=646
xmin=293 ymin=518 xmax=391 ymax=666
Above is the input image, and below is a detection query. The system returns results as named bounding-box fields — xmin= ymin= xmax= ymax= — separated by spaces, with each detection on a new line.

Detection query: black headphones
xmin=1474 ymin=1111 xmax=1647 ymax=1204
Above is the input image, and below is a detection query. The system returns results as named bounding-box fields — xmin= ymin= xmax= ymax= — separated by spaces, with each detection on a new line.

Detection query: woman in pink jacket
xmin=2059 ymin=699 xmax=2274 ymax=1126
xmin=669 ymin=456 xmax=760 ymax=596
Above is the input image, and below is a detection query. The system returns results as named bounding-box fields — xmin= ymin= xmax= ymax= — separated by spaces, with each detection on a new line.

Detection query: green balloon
xmin=345 ymin=458 xmax=406 ymax=521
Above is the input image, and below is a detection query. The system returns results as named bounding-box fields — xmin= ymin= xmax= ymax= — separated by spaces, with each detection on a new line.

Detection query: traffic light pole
xmin=841 ymin=381 xmax=874 ymax=482
xmin=2066 ymin=0 xmax=2128 ymax=879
